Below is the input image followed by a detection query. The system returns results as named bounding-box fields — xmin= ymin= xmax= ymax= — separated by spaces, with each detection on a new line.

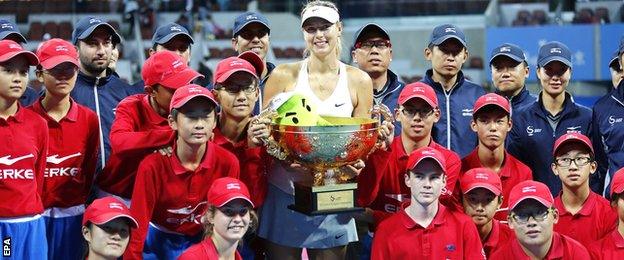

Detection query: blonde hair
xmin=301 ymin=0 xmax=342 ymax=58
xmin=201 ymin=205 xmax=258 ymax=239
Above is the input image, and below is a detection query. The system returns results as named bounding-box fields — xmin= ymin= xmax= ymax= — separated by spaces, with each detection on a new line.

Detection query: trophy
xmin=258 ymin=96 xmax=393 ymax=215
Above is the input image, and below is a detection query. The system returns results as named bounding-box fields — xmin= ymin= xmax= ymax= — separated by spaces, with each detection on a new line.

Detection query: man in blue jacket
xmin=420 ymin=24 xmax=486 ymax=157
xmin=70 ymin=16 xmax=138 ymax=170
xmin=507 ymin=41 xmax=605 ymax=195
xmin=489 ymin=43 xmax=536 ymax=112
xmin=0 ymin=19 xmax=39 ymax=106
xmin=352 ymin=23 xmax=404 ymax=136
xmin=592 ymin=41 xmax=624 ymax=196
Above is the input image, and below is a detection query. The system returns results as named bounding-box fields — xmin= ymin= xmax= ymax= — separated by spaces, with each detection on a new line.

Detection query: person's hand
xmin=247 ymin=116 xmax=272 ymax=148
xmin=341 ymin=159 xmax=365 ymax=179
xmin=378 ymin=121 xmax=394 ymax=151
xmin=282 ymin=161 xmax=309 ymax=174
xmin=155 ymin=146 xmax=173 ymax=156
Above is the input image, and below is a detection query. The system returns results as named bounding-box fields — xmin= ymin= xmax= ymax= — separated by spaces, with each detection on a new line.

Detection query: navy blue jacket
xmin=507 ymin=93 xmax=604 ymax=195
xmin=19 ymin=86 xmax=40 ymax=107
xmin=497 ymin=86 xmax=537 ymax=114
xmin=71 ymin=70 xmax=142 ymax=169
xmin=254 ymin=61 xmax=275 ymax=115
xmin=592 ymin=83 xmax=624 ymax=196
xmin=374 ymin=70 xmax=404 ymax=136
xmin=420 ymin=69 xmax=486 ymax=157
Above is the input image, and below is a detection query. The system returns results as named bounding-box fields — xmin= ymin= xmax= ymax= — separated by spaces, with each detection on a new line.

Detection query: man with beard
xmin=70 ymin=16 xmax=139 ymax=170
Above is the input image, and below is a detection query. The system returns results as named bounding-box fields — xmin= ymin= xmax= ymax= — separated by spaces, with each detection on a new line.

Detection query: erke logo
xmin=413 ymin=87 xmax=424 ymax=93
xmin=609 ymin=116 xmax=623 ymax=125
xmin=475 ymin=173 xmax=489 ymax=180
xmin=522 ymin=186 xmax=537 ymax=193
xmin=170 ymin=26 xmax=182 ymax=32
xmin=422 ymin=150 xmax=436 ymax=156
xmin=500 ymin=46 xmax=511 ymax=52
xmin=172 ymin=60 xmax=183 ymax=69
xmin=55 ymin=46 xmax=69 ymax=52
xmin=1 ymin=23 xmax=13 ymax=29
xmin=2 ymin=237 xmax=10 ymax=257
xmin=566 ymin=126 xmax=581 ymax=133
xmin=246 ymin=15 xmax=258 ymax=20
xmin=461 ymin=108 xmax=473 ymax=117
xmin=550 ymin=48 xmax=562 ymax=54
xmin=89 ymin=18 xmax=102 ymax=24
xmin=188 ymin=87 xmax=202 ymax=93
xmin=109 ymin=203 xmax=124 ymax=210
xmin=444 ymin=27 xmax=456 ymax=33
xmin=230 ymin=60 xmax=244 ymax=67
xmin=485 ymin=96 xmax=498 ymax=102
xmin=226 ymin=183 xmax=241 ymax=190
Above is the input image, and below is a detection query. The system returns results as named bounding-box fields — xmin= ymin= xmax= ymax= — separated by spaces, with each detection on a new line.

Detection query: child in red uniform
xmin=126 ymin=84 xmax=240 ymax=260
xmin=460 ymin=167 xmax=513 ymax=257
xmin=0 ymin=39 xmax=48 ymax=259
xmin=490 ymin=180 xmax=590 ymax=259
xmin=551 ymin=133 xmax=617 ymax=248
xmin=98 ymin=50 xmax=202 ymax=203
xmin=29 ymin=38 xmax=100 ymax=260
xmin=82 ymin=196 xmax=138 ymax=260
xmin=461 ymin=93 xmax=532 ymax=220
xmin=589 ymin=168 xmax=624 ymax=259
xmin=371 ymin=147 xmax=485 ymax=259
xmin=179 ymin=177 xmax=258 ymax=260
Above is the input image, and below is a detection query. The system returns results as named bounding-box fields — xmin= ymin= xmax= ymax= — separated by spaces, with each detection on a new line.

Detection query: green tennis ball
xmin=275 ymin=94 xmax=321 ymax=126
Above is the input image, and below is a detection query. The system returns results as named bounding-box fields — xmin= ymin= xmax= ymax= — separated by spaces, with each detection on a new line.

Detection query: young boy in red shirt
xmin=98 ymin=50 xmax=202 ymax=203
xmin=0 ymin=40 xmax=48 ymax=259
xmin=460 ymin=167 xmax=513 ymax=257
xmin=461 ymin=93 xmax=532 ymax=220
xmin=551 ymin=133 xmax=617 ymax=248
xmin=589 ymin=168 xmax=624 ymax=259
xmin=29 ymin=38 xmax=100 ymax=260
xmin=490 ymin=180 xmax=590 ymax=259
xmin=371 ymin=147 xmax=485 ymax=259
xmin=126 ymin=84 xmax=240 ymax=260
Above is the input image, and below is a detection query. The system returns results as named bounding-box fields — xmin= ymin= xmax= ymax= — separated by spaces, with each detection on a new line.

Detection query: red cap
xmin=213 ymin=51 xmax=264 ymax=85
xmin=35 ymin=38 xmax=78 ymax=69
xmin=406 ymin=147 xmax=446 ymax=173
xmin=398 ymin=82 xmax=438 ymax=107
xmin=82 ymin=196 xmax=138 ymax=228
xmin=460 ymin=167 xmax=502 ymax=195
xmin=610 ymin=168 xmax=624 ymax=196
xmin=473 ymin=93 xmax=510 ymax=116
xmin=508 ymin=180 xmax=554 ymax=211
xmin=208 ymin=177 xmax=254 ymax=208
xmin=142 ymin=50 xmax=202 ymax=89
xmin=169 ymin=84 xmax=218 ymax=113
xmin=552 ymin=132 xmax=593 ymax=156
xmin=0 ymin=39 xmax=38 ymax=65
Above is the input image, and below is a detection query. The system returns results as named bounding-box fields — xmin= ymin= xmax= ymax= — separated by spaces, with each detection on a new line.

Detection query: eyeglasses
xmin=215 ymin=85 xmax=257 ymax=95
xmin=218 ymin=206 xmax=249 ymax=217
xmin=355 ymin=39 xmax=392 ymax=50
xmin=510 ymin=208 xmax=552 ymax=224
xmin=238 ymin=28 xmax=269 ymax=40
xmin=302 ymin=23 xmax=333 ymax=34
xmin=400 ymin=107 xmax=434 ymax=119
xmin=554 ymin=156 xmax=592 ymax=167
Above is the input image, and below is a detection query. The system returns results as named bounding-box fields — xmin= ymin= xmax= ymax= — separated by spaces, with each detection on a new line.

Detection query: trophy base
xmin=288 ymin=182 xmax=364 ymax=216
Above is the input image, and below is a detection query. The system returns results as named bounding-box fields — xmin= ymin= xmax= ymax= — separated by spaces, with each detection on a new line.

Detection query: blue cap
xmin=489 ymin=43 xmax=525 ymax=65
xmin=0 ymin=19 xmax=27 ymax=43
xmin=537 ymin=41 xmax=572 ymax=68
xmin=152 ymin=22 xmax=193 ymax=46
xmin=353 ymin=23 xmax=390 ymax=48
xmin=618 ymin=36 xmax=624 ymax=55
xmin=429 ymin=24 xmax=466 ymax=47
xmin=232 ymin=12 xmax=270 ymax=37
xmin=72 ymin=16 xmax=122 ymax=45
xmin=609 ymin=51 xmax=620 ymax=69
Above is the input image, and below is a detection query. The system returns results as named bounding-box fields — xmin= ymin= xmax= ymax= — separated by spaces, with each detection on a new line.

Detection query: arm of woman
xmin=261 ymin=63 xmax=299 ymax=109
xmin=347 ymin=66 xmax=373 ymax=118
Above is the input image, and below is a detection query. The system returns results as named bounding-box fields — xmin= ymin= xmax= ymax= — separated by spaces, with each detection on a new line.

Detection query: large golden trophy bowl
xmin=259 ymin=105 xmax=392 ymax=215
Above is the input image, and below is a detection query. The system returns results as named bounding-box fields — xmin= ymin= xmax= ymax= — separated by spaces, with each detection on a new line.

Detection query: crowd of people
xmin=1 ymin=0 xmax=624 ymax=259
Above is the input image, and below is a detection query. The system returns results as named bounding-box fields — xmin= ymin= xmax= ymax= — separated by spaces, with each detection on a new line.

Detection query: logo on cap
xmin=522 ymin=186 xmax=537 ymax=193
xmin=475 ymin=173 xmax=489 ymax=180
xmin=172 ymin=60 xmax=183 ymax=69
xmin=500 ymin=46 xmax=511 ymax=52
xmin=246 ymin=15 xmax=258 ymax=20
xmin=444 ymin=27 xmax=456 ymax=33
xmin=485 ymin=96 xmax=498 ymax=102
xmin=413 ymin=87 xmax=424 ymax=93
xmin=422 ymin=150 xmax=436 ymax=156
xmin=9 ymin=43 xmax=19 ymax=49
xmin=89 ymin=18 xmax=102 ymax=24
xmin=188 ymin=87 xmax=202 ymax=93
xmin=550 ymin=48 xmax=562 ymax=54
xmin=55 ymin=46 xmax=69 ymax=52
xmin=170 ymin=26 xmax=182 ymax=32
xmin=109 ymin=202 xmax=124 ymax=210
xmin=1 ymin=23 xmax=13 ymax=29
xmin=226 ymin=183 xmax=241 ymax=190
xmin=229 ymin=60 xmax=244 ymax=67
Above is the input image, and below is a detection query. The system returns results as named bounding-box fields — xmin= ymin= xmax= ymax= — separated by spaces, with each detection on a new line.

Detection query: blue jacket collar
xmin=77 ymin=69 xmax=114 ymax=87
xmin=531 ymin=92 xmax=577 ymax=119
xmin=423 ymin=69 xmax=465 ymax=93
xmin=374 ymin=69 xmax=402 ymax=98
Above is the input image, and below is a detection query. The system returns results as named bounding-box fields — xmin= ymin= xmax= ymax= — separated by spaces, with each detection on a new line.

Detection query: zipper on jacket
xmin=93 ymin=77 xmax=106 ymax=170
xmin=444 ymin=82 xmax=458 ymax=150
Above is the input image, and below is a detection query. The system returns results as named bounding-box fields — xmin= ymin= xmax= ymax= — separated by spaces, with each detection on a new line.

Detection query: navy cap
xmin=232 ymin=12 xmax=270 ymax=37
xmin=609 ymin=51 xmax=620 ymax=70
xmin=619 ymin=36 xmax=624 ymax=55
xmin=489 ymin=43 xmax=525 ymax=65
xmin=429 ymin=24 xmax=466 ymax=47
xmin=152 ymin=22 xmax=193 ymax=46
xmin=353 ymin=23 xmax=390 ymax=48
xmin=0 ymin=20 xmax=27 ymax=43
xmin=72 ymin=16 xmax=122 ymax=45
xmin=537 ymin=41 xmax=572 ymax=68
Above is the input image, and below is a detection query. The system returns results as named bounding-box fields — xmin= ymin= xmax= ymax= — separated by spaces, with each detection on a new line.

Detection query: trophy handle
xmin=256 ymin=108 xmax=289 ymax=161
xmin=370 ymin=104 xmax=395 ymax=150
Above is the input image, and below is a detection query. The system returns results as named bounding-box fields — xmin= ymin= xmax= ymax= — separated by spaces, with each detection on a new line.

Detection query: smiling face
xmin=232 ymin=23 xmax=270 ymax=61
xmin=213 ymin=72 xmax=259 ymax=120
xmin=210 ymin=199 xmax=252 ymax=242
xmin=425 ymin=39 xmax=468 ymax=79
xmin=302 ymin=17 xmax=341 ymax=58
xmin=462 ymin=188 xmax=502 ymax=227
xmin=0 ymin=55 xmax=30 ymax=103
xmin=471 ymin=106 xmax=511 ymax=150
xmin=397 ymin=98 xmax=440 ymax=142
xmin=537 ymin=61 xmax=571 ymax=97
xmin=551 ymin=142 xmax=596 ymax=189
xmin=38 ymin=62 xmax=79 ymax=97
xmin=405 ymin=159 xmax=446 ymax=206
xmin=82 ymin=218 xmax=131 ymax=260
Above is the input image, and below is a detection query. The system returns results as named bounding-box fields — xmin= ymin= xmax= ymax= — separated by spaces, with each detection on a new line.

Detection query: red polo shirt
xmin=461 ymin=149 xmax=533 ymax=220
xmin=358 ymin=136 xmax=462 ymax=227
xmin=125 ymin=142 xmax=239 ymax=260
xmin=490 ymin=232 xmax=590 ymax=260
xmin=213 ymin=127 xmax=267 ymax=207
xmin=0 ymin=105 xmax=48 ymax=217
xmin=371 ymin=203 xmax=485 ymax=260
xmin=553 ymin=191 xmax=617 ymax=248
xmin=28 ymin=98 xmax=99 ymax=208
xmin=588 ymin=229 xmax=624 ymax=259
xmin=98 ymin=94 xmax=175 ymax=198
xmin=483 ymin=220 xmax=513 ymax=258
xmin=178 ymin=238 xmax=242 ymax=260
